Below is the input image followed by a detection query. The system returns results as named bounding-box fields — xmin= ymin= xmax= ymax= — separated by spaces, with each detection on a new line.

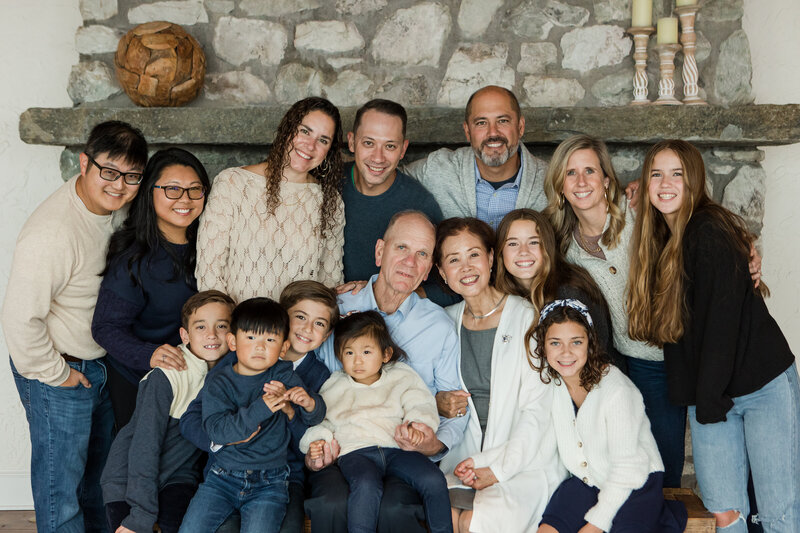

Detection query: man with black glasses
xmin=2 ymin=121 xmax=147 ymax=533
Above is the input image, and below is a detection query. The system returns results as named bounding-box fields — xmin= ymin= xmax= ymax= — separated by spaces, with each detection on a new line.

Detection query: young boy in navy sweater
xmin=180 ymin=281 xmax=337 ymax=532
xmin=178 ymin=297 xmax=325 ymax=533
xmin=101 ymin=290 xmax=235 ymax=533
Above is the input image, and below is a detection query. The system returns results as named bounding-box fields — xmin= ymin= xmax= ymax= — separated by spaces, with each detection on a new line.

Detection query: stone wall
xmin=74 ymin=0 xmax=751 ymax=108
xmin=68 ymin=0 xmax=765 ymax=236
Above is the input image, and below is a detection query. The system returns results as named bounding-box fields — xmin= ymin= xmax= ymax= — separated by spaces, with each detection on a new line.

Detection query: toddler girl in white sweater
xmin=300 ymin=311 xmax=452 ymax=533
xmin=530 ymin=300 xmax=686 ymax=533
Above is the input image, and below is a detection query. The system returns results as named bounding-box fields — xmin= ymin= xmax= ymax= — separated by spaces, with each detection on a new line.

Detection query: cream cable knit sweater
xmin=196 ymin=167 xmax=344 ymax=302
xmin=300 ymin=362 xmax=439 ymax=457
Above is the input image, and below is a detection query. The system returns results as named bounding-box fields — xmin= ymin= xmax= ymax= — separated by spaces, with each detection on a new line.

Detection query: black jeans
xmin=105 ymin=482 xmax=196 ymax=533
xmin=304 ymin=464 xmax=426 ymax=533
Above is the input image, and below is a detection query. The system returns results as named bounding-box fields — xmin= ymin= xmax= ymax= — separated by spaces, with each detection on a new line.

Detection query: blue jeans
xmin=689 ymin=365 xmax=800 ymax=533
xmin=338 ymin=446 xmax=452 ymax=533
xmin=179 ymin=464 xmax=289 ymax=533
xmin=626 ymin=356 xmax=687 ymax=488
xmin=10 ymin=357 xmax=114 ymax=533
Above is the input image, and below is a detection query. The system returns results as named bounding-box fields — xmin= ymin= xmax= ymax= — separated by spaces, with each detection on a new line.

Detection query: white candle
xmin=657 ymin=17 xmax=679 ymax=44
xmin=676 ymin=0 xmax=697 ymax=6
xmin=632 ymin=0 xmax=652 ymax=27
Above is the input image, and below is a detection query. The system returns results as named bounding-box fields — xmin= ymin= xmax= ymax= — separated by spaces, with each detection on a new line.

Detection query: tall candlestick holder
xmin=654 ymin=43 xmax=683 ymax=105
xmin=626 ymin=26 xmax=655 ymax=105
xmin=675 ymin=3 xmax=707 ymax=105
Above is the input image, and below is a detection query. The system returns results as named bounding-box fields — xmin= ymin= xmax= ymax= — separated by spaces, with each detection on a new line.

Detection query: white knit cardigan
xmin=550 ymin=365 xmax=664 ymax=531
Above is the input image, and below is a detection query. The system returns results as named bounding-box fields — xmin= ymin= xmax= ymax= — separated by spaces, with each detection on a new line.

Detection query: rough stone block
xmin=457 ymin=0 xmax=503 ymax=39
xmin=561 ymin=25 xmax=631 ymax=74
xmin=722 ymin=165 xmax=766 ymax=235
xmin=591 ymin=73 xmax=631 ymax=106
xmin=214 ymin=17 xmax=287 ymax=67
xmin=714 ymin=30 xmax=753 ymax=106
xmin=323 ymin=70 xmax=374 ymax=106
xmin=274 ymin=63 xmax=323 ymax=104
xmin=76 ymin=25 xmax=123 ymax=54
xmin=204 ymin=71 xmax=273 ymax=104
xmin=80 ymin=0 xmax=117 ymax=21
xmin=128 ymin=0 xmax=209 ymax=25
xmin=295 ymin=21 xmax=364 ymax=54
xmin=702 ymin=0 xmax=744 ymax=22
xmin=377 ymin=76 xmax=430 ymax=106
xmin=437 ymin=43 xmax=515 ymax=107
xmin=523 ymin=76 xmax=585 ymax=107
xmin=518 ymin=42 xmax=557 ymax=74
xmin=240 ymin=0 xmax=321 ymax=16
xmin=336 ymin=0 xmax=387 ymax=16
xmin=371 ymin=3 xmax=451 ymax=67
xmin=67 ymin=61 xmax=121 ymax=104
xmin=593 ymin=0 xmax=627 ymax=23
xmin=327 ymin=57 xmax=362 ymax=70
xmin=205 ymin=0 xmax=234 ymax=14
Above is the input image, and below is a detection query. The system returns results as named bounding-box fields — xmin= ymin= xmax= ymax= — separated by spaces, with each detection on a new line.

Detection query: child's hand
xmin=262 ymin=391 xmax=287 ymax=413
xmin=280 ymin=402 xmax=296 ymax=420
xmin=116 ymin=526 xmax=135 ymax=533
xmin=308 ymin=440 xmax=326 ymax=461
xmin=263 ymin=380 xmax=287 ymax=397
xmin=406 ymin=423 xmax=424 ymax=447
xmin=285 ymin=386 xmax=316 ymax=412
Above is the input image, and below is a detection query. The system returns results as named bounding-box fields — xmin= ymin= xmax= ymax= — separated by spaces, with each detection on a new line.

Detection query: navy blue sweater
xmin=92 ymin=243 xmax=196 ymax=384
xmin=181 ymin=351 xmax=330 ymax=484
xmin=200 ymin=356 xmax=326 ymax=471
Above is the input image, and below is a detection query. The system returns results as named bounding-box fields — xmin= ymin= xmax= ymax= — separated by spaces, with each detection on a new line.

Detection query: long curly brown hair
xmin=263 ymin=97 xmax=344 ymax=238
xmin=529 ymin=304 xmax=610 ymax=390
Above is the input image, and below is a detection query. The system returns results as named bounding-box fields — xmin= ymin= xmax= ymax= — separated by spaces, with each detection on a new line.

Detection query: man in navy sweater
xmin=178 ymin=298 xmax=325 ymax=533
xmin=340 ymin=99 xmax=452 ymax=306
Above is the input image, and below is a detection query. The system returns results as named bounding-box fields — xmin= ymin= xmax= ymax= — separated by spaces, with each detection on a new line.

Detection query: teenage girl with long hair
xmin=627 ymin=139 xmax=799 ymax=532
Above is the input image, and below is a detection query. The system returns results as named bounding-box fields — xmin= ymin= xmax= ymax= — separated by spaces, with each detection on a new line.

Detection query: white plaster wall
xmin=743 ymin=1 xmax=800 ymax=356
xmin=0 ymin=0 xmax=798 ymax=511
xmin=0 ymin=0 xmax=81 ymax=509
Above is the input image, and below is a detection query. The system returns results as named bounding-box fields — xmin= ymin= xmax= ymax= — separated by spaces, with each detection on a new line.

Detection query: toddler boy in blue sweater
xmin=178 ymin=297 xmax=325 ymax=533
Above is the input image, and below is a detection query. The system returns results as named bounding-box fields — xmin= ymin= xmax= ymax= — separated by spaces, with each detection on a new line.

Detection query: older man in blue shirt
xmin=305 ymin=210 xmax=466 ymax=533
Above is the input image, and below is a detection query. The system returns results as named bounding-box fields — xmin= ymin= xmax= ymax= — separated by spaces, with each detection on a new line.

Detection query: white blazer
xmin=440 ymin=295 xmax=567 ymax=533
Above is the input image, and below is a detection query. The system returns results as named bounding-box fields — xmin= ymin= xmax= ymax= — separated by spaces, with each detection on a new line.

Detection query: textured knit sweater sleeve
xmin=121 ymin=370 xmax=174 ymax=533
xmin=195 ymin=170 xmax=234 ymax=294
xmin=398 ymin=365 xmax=440 ymax=431
xmin=92 ymin=263 xmax=159 ymax=375
xmin=583 ymin=383 xmax=653 ymax=531
xmin=180 ymin=352 xmax=237 ymax=451
xmin=681 ymin=216 xmax=747 ymax=422
xmin=319 ymin=194 xmax=345 ymax=288
xmin=202 ymin=372 xmax=274 ymax=445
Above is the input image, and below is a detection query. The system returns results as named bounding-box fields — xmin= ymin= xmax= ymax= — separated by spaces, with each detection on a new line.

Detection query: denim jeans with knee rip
xmin=689 ymin=365 xmax=800 ymax=533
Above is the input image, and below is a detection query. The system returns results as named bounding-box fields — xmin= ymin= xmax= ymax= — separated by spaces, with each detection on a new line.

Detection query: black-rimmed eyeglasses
xmin=152 ymin=185 xmax=207 ymax=200
xmin=87 ymin=155 xmax=143 ymax=185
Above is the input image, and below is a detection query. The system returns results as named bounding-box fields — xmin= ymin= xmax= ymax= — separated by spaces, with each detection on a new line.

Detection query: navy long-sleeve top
xmin=181 ymin=351 xmax=331 ymax=484
xmin=201 ymin=356 xmax=326 ymax=472
xmin=92 ymin=243 xmax=197 ymax=384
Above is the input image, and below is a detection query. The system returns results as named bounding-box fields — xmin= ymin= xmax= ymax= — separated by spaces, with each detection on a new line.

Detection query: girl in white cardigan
xmin=299 ymin=311 xmax=452 ymax=533
xmin=531 ymin=300 xmax=686 ymax=533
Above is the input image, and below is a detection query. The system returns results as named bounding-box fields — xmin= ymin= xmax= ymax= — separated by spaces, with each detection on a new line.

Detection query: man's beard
xmin=473 ymin=136 xmax=518 ymax=167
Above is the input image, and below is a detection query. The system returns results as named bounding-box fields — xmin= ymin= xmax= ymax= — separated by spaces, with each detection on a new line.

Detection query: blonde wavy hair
xmin=543 ymin=135 xmax=626 ymax=256
xmin=626 ymin=140 xmax=766 ymax=346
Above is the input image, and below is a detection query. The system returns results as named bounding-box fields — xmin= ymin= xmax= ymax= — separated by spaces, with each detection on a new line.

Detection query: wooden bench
xmin=664 ymin=488 xmax=715 ymax=533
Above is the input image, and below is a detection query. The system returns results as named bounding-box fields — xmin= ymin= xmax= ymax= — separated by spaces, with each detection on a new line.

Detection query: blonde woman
xmin=542 ymin=134 xmax=685 ymax=488
xmin=626 ymin=139 xmax=798 ymax=532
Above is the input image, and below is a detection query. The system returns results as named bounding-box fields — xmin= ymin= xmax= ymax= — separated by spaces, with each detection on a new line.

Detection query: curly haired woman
xmin=196 ymin=97 xmax=345 ymax=302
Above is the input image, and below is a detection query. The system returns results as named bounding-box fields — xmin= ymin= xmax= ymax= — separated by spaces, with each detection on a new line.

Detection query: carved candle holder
xmin=655 ymin=43 xmax=683 ymax=105
xmin=675 ymin=3 xmax=707 ymax=105
xmin=626 ymin=26 xmax=656 ymax=105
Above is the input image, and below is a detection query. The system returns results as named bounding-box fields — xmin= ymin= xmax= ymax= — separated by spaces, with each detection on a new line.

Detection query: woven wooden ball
xmin=115 ymin=21 xmax=206 ymax=107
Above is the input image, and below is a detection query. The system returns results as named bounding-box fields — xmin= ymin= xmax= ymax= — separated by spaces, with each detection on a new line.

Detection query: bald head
xmin=464 ymin=85 xmax=522 ymax=123
xmin=383 ymin=210 xmax=435 ymax=241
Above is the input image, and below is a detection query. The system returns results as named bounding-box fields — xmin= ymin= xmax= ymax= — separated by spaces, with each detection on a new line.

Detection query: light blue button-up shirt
xmin=474 ymin=148 xmax=524 ymax=230
xmin=317 ymin=275 xmax=468 ymax=459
